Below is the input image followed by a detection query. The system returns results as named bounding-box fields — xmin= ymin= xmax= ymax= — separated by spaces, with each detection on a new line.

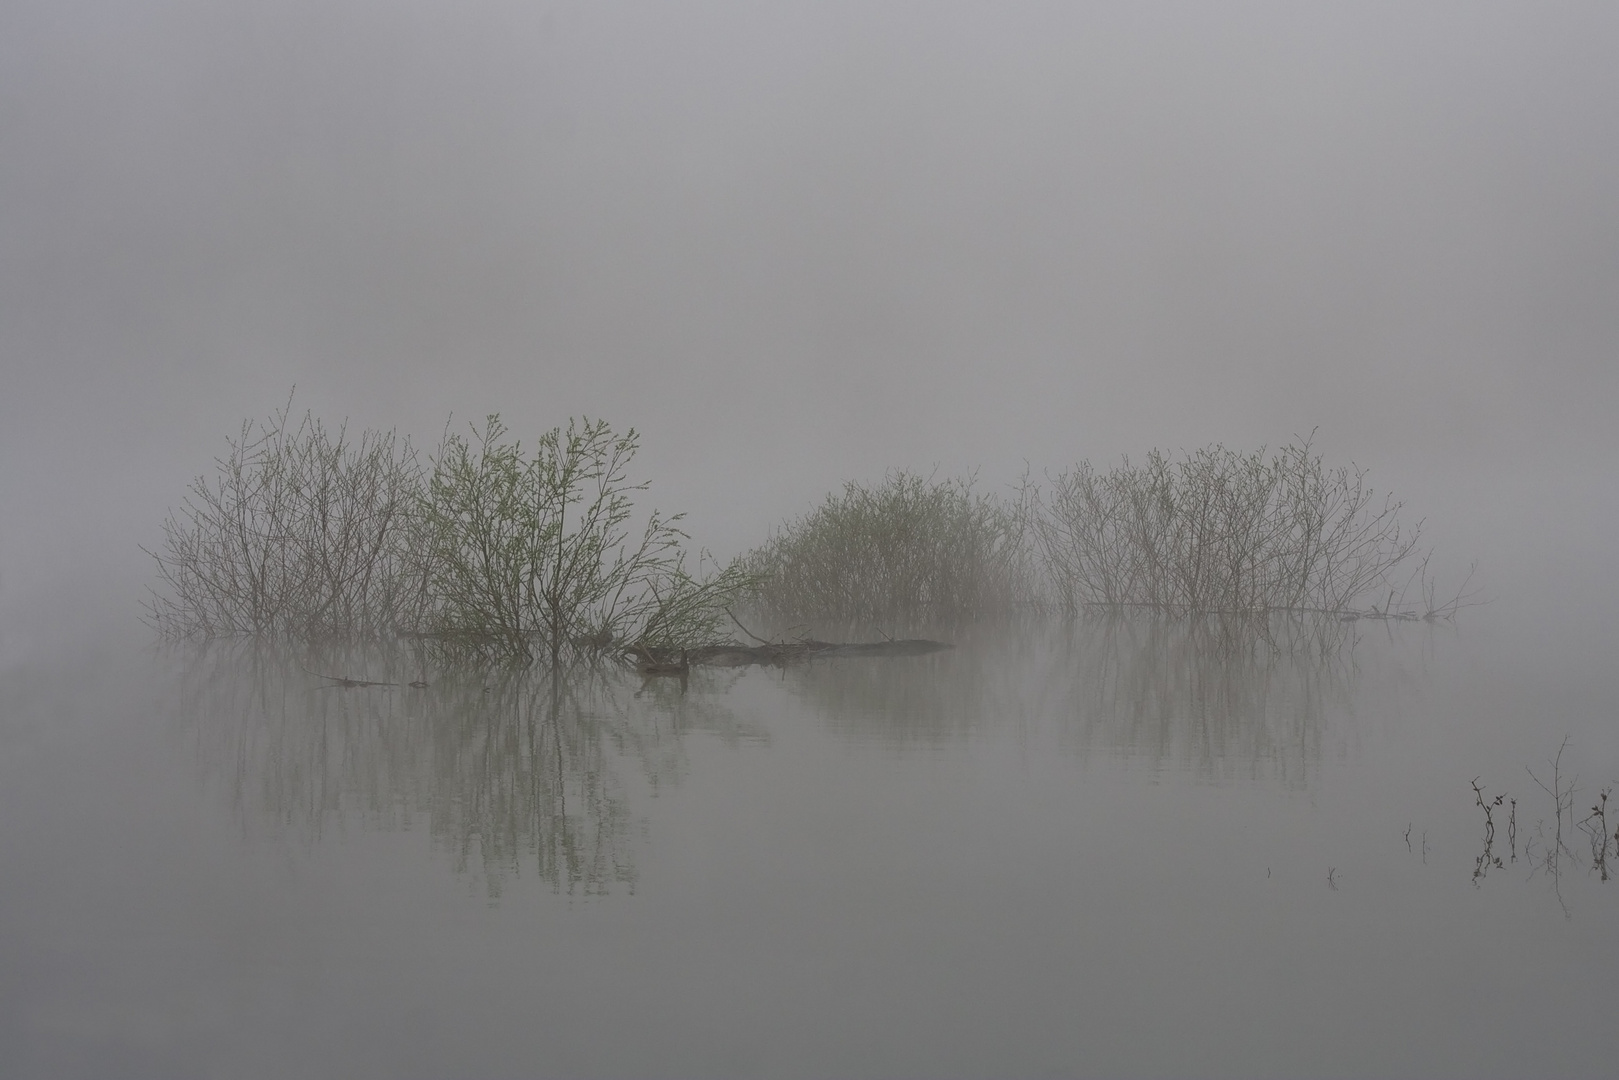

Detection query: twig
xmin=724 ymin=607 xmax=775 ymax=646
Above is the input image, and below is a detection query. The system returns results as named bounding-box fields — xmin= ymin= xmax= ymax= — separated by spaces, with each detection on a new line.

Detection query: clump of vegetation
xmin=1471 ymin=741 xmax=1618 ymax=911
xmin=144 ymin=401 xmax=430 ymax=639
xmin=151 ymin=405 xmax=1473 ymax=658
xmin=421 ymin=416 xmax=753 ymax=665
xmin=740 ymin=471 xmax=1032 ymax=628
xmin=1027 ymin=438 xmax=1431 ymax=618
xmin=146 ymin=404 xmax=752 ymax=666
xmin=739 ymin=439 xmax=1469 ymax=633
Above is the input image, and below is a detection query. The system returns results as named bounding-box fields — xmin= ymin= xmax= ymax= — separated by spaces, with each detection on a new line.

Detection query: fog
xmin=3 ymin=0 xmax=1617 ymax=648
xmin=9 ymin=8 xmax=1619 ymax=1075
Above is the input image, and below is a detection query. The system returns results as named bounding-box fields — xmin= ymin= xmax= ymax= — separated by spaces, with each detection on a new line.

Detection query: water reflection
xmin=173 ymin=618 xmax=1375 ymax=893
xmin=1044 ymin=616 xmax=1357 ymax=784
xmin=771 ymin=615 xmax=1357 ymax=787
xmin=779 ymin=620 xmax=1047 ymax=744
xmin=174 ymin=642 xmax=766 ymax=897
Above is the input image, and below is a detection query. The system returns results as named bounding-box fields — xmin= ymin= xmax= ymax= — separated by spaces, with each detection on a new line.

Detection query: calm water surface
xmin=3 ymin=604 xmax=1618 ymax=1077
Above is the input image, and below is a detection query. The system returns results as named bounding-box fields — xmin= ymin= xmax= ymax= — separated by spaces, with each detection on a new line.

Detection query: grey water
xmin=4 ymin=595 xmax=1618 ymax=1079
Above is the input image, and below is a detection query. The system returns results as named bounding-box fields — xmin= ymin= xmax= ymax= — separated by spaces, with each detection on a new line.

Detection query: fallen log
xmin=629 ymin=638 xmax=952 ymax=669
xmin=300 ymin=664 xmax=430 ymax=689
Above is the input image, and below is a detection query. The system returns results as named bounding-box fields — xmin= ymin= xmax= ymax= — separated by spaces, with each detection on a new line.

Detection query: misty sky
xmin=3 ymin=1 xmax=1616 ymax=643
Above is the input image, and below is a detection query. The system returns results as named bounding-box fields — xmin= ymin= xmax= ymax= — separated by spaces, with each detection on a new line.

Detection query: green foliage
xmin=741 ymin=470 xmax=1031 ymax=627
xmin=421 ymin=416 xmax=753 ymax=663
xmin=147 ymin=405 xmax=751 ymax=664
xmin=148 ymin=403 xmax=1462 ymax=655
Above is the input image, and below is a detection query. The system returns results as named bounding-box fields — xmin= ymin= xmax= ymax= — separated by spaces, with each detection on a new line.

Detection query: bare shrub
xmin=144 ymin=401 xmax=430 ymax=639
xmin=1028 ymin=438 xmax=1422 ymax=617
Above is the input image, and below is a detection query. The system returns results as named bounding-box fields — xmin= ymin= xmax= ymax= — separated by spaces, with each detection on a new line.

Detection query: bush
xmin=419 ymin=415 xmax=751 ymax=664
xmin=144 ymin=402 xmax=430 ymax=639
xmin=741 ymin=471 xmax=1031 ymax=627
xmin=147 ymin=407 xmax=1463 ymax=651
xmin=146 ymin=405 xmax=750 ymax=663
xmin=1028 ymin=438 xmax=1421 ymax=616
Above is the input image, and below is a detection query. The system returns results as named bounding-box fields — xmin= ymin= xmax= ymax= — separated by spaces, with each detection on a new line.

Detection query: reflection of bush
xmin=739 ymin=614 xmax=1354 ymax=770
xmin=1047 ymin=615 xmax=1355 ymax=784
xmin=779 ymin=620 xmax=1044 ymax=744
xmin=176 ymin=641 xmax=762 ymax=897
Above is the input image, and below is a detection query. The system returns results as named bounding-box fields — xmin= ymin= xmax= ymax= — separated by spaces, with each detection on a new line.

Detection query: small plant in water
xmin=1471 ymin=777 xmax=1507 ymax=883
xmin=1579 ymin=787 xmax=1614 ymax=881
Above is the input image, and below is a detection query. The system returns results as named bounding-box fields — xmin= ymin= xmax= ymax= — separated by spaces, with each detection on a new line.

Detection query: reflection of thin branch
xmin=1526 ymin=737 xmax=1579 ymax=867
xmin=1508 ymin=799 xmax=1517 ymax=862
xmin=1524 ymin=738 xmax=1579 ymax=918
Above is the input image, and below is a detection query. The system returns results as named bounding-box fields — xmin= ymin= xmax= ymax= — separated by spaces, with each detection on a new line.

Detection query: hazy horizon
xmin=4 ymin=1 xmax=1617 ymax=653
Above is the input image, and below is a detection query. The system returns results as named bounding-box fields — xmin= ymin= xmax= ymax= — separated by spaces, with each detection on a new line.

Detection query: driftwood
xmin=627 ymin=638 xmax=952 ymax=670
xmin=299 ymin=637 xmax=948 ymax=693
xmin=626 ymin=647 xmax=691 ymax=677
xmin=301 ymin=665 xmax=430 ymax=689
xmin=397 ymin=613 xmax=953 ymax=677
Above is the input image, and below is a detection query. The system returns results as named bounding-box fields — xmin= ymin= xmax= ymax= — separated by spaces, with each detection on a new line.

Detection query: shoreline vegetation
xmin=145 ymin=401 xmax=1479 ymax=668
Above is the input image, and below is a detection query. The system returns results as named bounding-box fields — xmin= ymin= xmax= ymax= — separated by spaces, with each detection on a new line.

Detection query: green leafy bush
xmin=147 ymin=405 xmax=750 ymax=664
xmin=422 ymin=415 xmax=752 ymax=664
xmin=741 ymin=471 xmax=1032 ymax=627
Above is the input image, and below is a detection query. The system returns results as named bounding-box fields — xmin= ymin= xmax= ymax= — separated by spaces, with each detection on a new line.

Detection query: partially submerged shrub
xmin=149 ymin=405 xmax=1466 ymax=654
xmin=147 ymin=405 xmax=750 ymax=664
xmin=1028 ymin=438 xmax=1422 ymax=616
xmin=419 ymin=416 xmax=752 ymax=664
xmin=741 ymin=471 xmax=1031 ymax=627
xmin=145 ymin=402 xmax=429 ymax=639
